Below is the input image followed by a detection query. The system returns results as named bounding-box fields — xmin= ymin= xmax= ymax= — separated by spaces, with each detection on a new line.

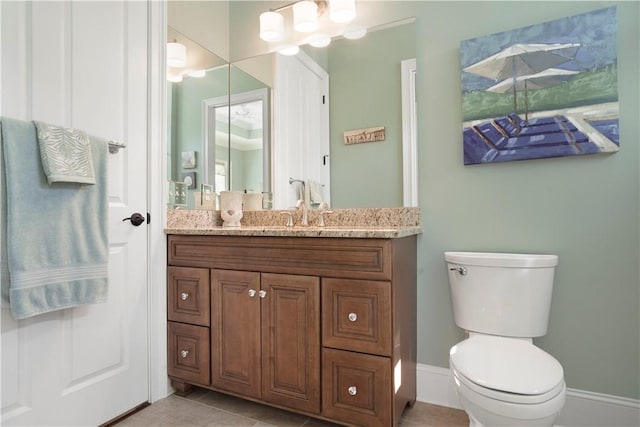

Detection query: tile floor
xmin=114 ymin=387 xmax=469 ymax=427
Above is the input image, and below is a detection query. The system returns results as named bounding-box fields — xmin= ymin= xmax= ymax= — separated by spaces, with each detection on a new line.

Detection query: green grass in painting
xmin=462 ymin=65 xmax=618 ymax=122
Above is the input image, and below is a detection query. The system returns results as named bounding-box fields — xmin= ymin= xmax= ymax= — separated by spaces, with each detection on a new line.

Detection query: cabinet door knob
xmin=180 ymin=292 xmax=189 ymax=301
xmin=348 ymin=312 xmax=358 ymax=322
xmin=248 ymin=289 xmax=257 ymax=298
xmin=180 ymin=350 xmax=189 ymax=358
xmin=348 ymin=386 xmax=357 ymax=396
xmin=258 ymin=290 xmax=267 ymax=298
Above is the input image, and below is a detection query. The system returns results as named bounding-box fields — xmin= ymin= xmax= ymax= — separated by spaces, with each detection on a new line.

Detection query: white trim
xmin=416 ymin=363 xmax=463 ymax=409
xmin=203 ymin=87 xmax=271 ymax=193
xmin=416 ymin=363 xmax=640 ymax=426
xmin=401 ymin=58 xmax=417 ymax=208
xmin=557 ymin=389 xmax=640 ymax=427
xmin=147 ymin=0 xmax=170 ymax=403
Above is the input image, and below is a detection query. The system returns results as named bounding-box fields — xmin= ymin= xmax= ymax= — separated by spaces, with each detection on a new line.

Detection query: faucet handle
xmin=317 ymin=210 xmax=334 ymax=227
xmin=280 ymin=211 xmax=294 ymax=227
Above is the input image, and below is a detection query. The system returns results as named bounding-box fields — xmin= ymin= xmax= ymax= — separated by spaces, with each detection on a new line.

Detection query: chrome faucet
xmin=296 ymin=199 xmax=309 ymax=226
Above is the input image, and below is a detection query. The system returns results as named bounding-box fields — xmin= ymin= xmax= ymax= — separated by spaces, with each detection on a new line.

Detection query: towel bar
xmin=108 ymin=141 xmax=126 ymax=154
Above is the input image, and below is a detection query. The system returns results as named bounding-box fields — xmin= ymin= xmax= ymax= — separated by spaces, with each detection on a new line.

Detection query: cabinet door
xmin=168 ymin=266 xmax=210 ymax=326
xmin=261 ymin=273 xmax=321 ymax=414
xmin=211 ymin=269 xmax=261 ymax=398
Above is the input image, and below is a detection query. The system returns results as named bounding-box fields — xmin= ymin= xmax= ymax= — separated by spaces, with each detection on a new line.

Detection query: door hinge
xmin=322 ymin=95 xmax=326 ymax=104
xmin=147 ymin=213 xmax=151 ymax=224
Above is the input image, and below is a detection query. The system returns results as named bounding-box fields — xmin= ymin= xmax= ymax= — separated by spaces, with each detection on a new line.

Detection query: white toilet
xmin=445 ymin=251 xmax=566 ymax=427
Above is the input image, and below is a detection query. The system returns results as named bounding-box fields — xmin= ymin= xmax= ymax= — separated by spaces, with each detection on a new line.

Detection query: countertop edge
xmin=164 ymin=226 xmax=422 ymax=239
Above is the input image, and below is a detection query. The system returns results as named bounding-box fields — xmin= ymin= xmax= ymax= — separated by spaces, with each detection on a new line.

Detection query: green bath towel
xmin=1 ymin=117 xmax=108 ymax=320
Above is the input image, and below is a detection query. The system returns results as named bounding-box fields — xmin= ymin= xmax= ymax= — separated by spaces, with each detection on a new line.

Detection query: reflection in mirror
xmin=204 ymin=85 xmax=270 ymax=196
xmin=169 ymin=63 xmax=229 ymax=208
xmin=168 ymin=14 xmax=416 ymax=210
xmin=271 ymin=18 xmax=416 ymax=209
xmin=229 ymin=64 xmax=272 ymax=197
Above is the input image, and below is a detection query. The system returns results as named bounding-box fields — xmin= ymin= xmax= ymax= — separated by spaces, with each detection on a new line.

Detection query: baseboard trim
xmin=416 ymin=363 xmax=640 ymax=426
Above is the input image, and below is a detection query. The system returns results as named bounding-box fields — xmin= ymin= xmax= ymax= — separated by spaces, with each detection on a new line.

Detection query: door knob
xmin=122 ymin=212 xmax=145 ymax=226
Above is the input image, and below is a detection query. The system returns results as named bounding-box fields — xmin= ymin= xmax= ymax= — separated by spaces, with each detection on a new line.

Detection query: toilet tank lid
xmin=449 ymin=335 xmax=564 ymax=395
xmin=444 ymin=251 xmax=558 ymax=268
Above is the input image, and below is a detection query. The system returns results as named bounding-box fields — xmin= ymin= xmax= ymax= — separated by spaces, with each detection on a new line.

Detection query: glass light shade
xmin=309 ymin=35 xmax=331 ymax=48
xmin=167 ymin=42 xmax=186 ymax=68
xmin=278 ymin=45 xmax=300 ymax=56
xmin=167 ymin=74 xmax=183 ymax=83
xmin=188 ymin=70 xmax=206 ymax=78
xmin=343 ymin=27 xmax=367 ymax=40
xmin=260 ymin=11 xmax=284 ymax=41
xmin=293 ymin=1 xmax=318 ymax=33
xmin=330 ymin=0 xmax=356 ymax=23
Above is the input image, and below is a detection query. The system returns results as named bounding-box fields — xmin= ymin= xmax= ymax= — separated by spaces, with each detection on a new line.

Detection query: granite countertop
xmin=165 ymin=207 xmax=422 ymax=239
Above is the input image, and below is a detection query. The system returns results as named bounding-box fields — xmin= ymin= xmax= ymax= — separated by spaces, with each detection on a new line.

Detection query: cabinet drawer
xmin=321 ymin=348 xmax=391 ymax=427
xmin=168 ymin=321 xmax=210 ymax=385
xmin=322 ymin=278 xmax=392 ymax=356
xmin=168 ymin=266 xmax=210 ymax=326
xmin=168 ymin=235 xmax=393 ymax=281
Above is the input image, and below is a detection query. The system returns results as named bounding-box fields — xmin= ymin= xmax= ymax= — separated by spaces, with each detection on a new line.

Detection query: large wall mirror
xmin=167 ymin=1 xmax=416 ymax=210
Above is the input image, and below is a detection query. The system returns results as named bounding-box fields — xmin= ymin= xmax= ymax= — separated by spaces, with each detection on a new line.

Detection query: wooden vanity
xmin=166 ymin=229 xmax=417 ymax=427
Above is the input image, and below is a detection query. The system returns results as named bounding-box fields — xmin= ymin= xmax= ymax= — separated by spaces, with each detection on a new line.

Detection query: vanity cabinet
xmin=167 ymin=234 xmax=416 ymax=427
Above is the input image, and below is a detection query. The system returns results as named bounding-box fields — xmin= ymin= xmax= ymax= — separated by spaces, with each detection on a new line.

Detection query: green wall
xmin=228 ymin=0 xmax=639 ymax=400
xmin=329 ymin=23 xmax=415 ymax=208
xmin=413 ymin=1 xmax=639 ymax=399
xmin=171 ymin=67 xmax=228 ymax=207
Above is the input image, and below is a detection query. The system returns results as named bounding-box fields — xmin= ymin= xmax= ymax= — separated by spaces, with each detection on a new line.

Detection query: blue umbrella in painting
xmin=464 ymin=42 xmax=581 ymax=113
xmin=486 ymin=67 xmax=579 ymax=123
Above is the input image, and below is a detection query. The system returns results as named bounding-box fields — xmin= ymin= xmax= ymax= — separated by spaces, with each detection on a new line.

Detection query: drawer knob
xmin=348 ymin=386 xmax=357 ymax=396
xmin=348 ymin=312 xmax=358 ymax=322
xmin=248 ymin=289 xmax=257 ymax=298
xmin=258 ymin=290 xmax=267 ymax=298
xmin=180 ymin=350 xmax=189 ymax=358
xmin=180 ymin=292 xmax=189 ymax=301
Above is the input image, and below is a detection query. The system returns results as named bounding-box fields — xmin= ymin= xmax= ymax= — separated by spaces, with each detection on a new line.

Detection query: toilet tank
xmin=445 ymin=252 xmax=558 ymax=338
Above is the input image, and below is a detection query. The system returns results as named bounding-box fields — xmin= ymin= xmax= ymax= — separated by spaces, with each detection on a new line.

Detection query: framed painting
xmin=460 ymin=6 xmax=619 ymax=165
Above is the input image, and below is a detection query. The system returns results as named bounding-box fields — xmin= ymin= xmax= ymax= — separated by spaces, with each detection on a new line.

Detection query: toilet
xmin=445 ymin=251 xmax=566 ymax=427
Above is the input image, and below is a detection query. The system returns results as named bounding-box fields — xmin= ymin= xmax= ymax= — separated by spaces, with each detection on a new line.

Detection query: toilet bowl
xmin=450 ymin=334 xmax=566 ymax=427
xmin=445 ymin=252 xmax=566 ymax=427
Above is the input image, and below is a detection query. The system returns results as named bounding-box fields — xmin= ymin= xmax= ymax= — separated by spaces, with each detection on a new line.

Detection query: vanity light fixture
xmin=167 ymin=41 xmax=187 ymax=68
xmin=167 ymin=74 xmax=183 ymax=83
xmin=259 ymin=0 xmax=357 ymax=43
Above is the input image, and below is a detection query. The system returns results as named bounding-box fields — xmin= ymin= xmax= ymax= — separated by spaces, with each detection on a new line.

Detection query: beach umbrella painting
xmin=487 ymin=68 xmax=580 ymax=121
xmin=464 ymin=42 xmax=581 ymax=112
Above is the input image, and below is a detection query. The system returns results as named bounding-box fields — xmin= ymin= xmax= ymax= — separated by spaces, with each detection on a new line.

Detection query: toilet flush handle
xmin=450 ymin=266 xmax=467 ymax=276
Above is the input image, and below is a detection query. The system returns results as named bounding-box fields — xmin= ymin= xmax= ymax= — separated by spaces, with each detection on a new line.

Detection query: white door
xmin=273 ymin=51 xmax=330 ymax=210
xmin=1 ymin=2 xmax=150 ymax=425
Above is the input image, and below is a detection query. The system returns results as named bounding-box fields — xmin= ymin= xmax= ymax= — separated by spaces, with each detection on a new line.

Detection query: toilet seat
xmin=450 ymin=335 xmax=564 ymax=403
xmin=451 ymin=364 xmax=565 ymax=405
